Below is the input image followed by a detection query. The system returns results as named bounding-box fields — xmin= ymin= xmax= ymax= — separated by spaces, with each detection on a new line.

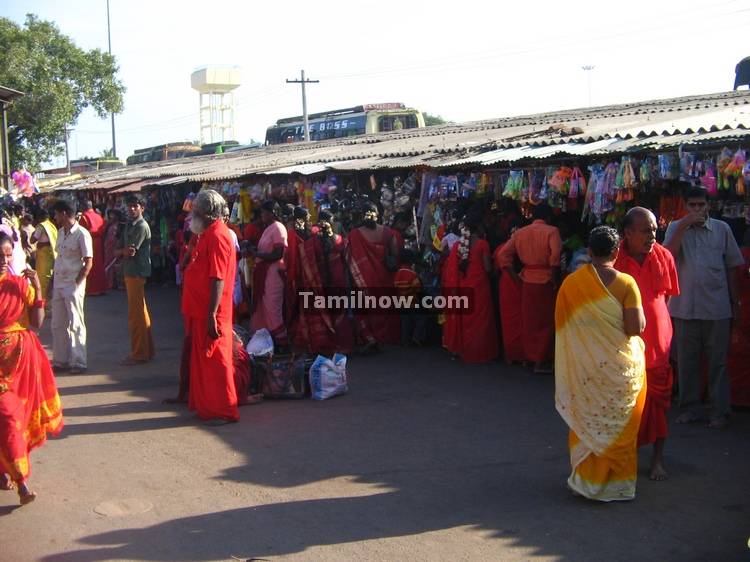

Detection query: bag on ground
xmin=254 ymin=354 xmax=312 ymax=399
xmin=246 ymin=328 xmax=274 ymax=357
xmin=309 ymin=353 xmax=348 ymax=400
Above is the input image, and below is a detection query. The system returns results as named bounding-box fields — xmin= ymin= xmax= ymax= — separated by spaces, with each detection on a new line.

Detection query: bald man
xmin=614 ymin=207 xmax=679 ymax=480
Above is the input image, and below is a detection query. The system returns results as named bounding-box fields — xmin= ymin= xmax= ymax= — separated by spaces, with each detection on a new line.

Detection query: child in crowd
xmin=394 ymin=249 xmax=426 ymax=346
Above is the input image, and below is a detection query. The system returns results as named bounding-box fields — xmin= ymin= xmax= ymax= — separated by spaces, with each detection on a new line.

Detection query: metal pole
xmin=64 ymin=127 xmax=71 ymax=175
xmin=301 ymin=70 xmax=309 ymax=142
xmin=107 ymin=0 xmax=117 ymax=157
xmin=581 ymin=65 xmax=595 ymax=107
xmin=1 ymin=103 xmax=10 ymax=190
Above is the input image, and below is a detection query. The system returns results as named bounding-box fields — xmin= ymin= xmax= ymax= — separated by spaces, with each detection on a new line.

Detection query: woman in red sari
xmin=317 ymin=210 xmax=353 ymax=353
xmin=347 ymin=202 xmax=401 ymax=350
xmin=728 ymin=234 xmax=750 ymax=406
xmin=0 ymin=232 xmax=63 ymax=505
xmin=493 ymin=239 xmax=524 ymax=363
xmin=442 ymin=213 xmax=499 ymax=363
xmin=288 ymin=206 xmax=336 ymax=354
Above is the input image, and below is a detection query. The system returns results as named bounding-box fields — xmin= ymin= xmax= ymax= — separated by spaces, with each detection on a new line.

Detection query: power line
xmin=318 ymin=5 xmax=750 ymax=81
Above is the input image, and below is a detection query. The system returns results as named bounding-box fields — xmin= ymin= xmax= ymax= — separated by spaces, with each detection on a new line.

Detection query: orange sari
xmin=0 ymin=274 xmax=63 ymax=483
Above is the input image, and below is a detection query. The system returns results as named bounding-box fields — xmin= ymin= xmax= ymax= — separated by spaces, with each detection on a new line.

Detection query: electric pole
xmin=64 ymin=127 xmax=72 ymax=175
xmin=286 ymin=70 xmax=319 ymax=142
xmin=581 ymin=65 xmax=595 ymax=107
xmin=107 ymin=0 xmax=117 ymax=157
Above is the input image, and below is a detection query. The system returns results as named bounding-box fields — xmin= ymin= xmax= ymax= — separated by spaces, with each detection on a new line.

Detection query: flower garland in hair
xmin=295 ymin=217 xmax=308 ymax=233
xmin=364 ymin=210 xmax=379 ymax=222
xmin=318 ymin=219 xmax=334 ymax=240
xmin=458 ymin=222 xmax=471 ymax=269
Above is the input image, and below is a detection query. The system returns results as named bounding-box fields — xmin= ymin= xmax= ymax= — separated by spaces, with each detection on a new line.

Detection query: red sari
xmin=347 ymin=227 xmax=400 ymax=345
xmin=614 ymin=243 xmax=679 ymax=446
xmin=442 ymin=239 xmax=499 ymax=363
xmin=0 ymin=274 xmax=63 ymax=483
xmin=181 ymin=221 xmax=239 ymax=421
xmin=319 ymin=234 xmax=354 ymax=353
xmin=493 ymin=244 xmax=524 ymax=362
xmin=289 ymin=232 xmax=336 ymax=354
xmin=80 ymin=209 xmax=107 ymax=295
xmin=728 ymin=247 xmax=750 ymax=406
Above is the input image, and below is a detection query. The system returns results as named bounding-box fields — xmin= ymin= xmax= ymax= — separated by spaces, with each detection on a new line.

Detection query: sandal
xmin=708 ymin=416 xmax=730 ymax=430
xmin=675 ymin=411 xmax=705 ymax=424
xmin=17 ymin=483 xmax=36 ymax=505
xmin=0 ymin=473 xmax=15 ymax=491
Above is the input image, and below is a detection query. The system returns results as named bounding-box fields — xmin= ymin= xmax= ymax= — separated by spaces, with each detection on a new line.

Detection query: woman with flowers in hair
xmin=347 ymin=202 xmax=400 ymax=350
xmin=0 ymin=232 xmax=64 ymax=504
xmin=287 ymin=206 xmax=336 ymax=354
xmin=442 ymin=209 xmax=499 ymax=363
xmin=317 ymin=210 xmax=353 ymax=352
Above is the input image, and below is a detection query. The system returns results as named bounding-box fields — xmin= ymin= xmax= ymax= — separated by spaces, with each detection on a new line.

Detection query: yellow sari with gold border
xmin=554 ymin=264 xmax=646 ymax=502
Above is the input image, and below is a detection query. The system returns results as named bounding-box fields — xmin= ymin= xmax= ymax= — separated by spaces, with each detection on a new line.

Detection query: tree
xmin=423 ymin=112 xmax=449 ymax=126
xmin=0 ymin=14 xmax=125 ymax=170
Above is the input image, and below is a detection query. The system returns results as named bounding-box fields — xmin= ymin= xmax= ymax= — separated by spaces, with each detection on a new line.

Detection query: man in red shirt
xmin=614 ymin=207 xmax=679 ymax=480
xmin=497 ymin=204 xmax=562 ymax=373
xmin=181 ymin=189 xmax=239 ymax=424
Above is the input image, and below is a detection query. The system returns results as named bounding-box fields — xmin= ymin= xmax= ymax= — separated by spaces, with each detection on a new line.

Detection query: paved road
xmin=2 ymin=287 xmax=748 ymax=562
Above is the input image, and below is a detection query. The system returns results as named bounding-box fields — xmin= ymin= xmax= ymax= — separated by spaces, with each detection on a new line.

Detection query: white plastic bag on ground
xmin=246 ymin=328 xmax=274 ymax=357
xmin=309 ymin=354 xmax=348 ymax=400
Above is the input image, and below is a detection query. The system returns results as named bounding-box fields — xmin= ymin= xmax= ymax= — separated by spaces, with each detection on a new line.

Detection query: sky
xmin=5 ymin=0 xmax=750 ymax=168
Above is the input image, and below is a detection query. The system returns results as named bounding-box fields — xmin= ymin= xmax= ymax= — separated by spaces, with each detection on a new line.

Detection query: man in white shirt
xmin=50 ymin=199 xmax=93 ymax=374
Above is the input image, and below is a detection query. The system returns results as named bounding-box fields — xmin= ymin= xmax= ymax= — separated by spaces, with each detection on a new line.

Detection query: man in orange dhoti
xmin=615 ymin=207 xmax=679 ymax=480
xmin=182 ymin=190 xmax=239 ymax=424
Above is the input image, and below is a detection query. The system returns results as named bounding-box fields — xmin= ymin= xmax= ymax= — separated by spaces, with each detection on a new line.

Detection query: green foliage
xmin=423 ymin=112 xmax=449 ymax=126
xmin=0 ymin=14 xmax=125 ymax=170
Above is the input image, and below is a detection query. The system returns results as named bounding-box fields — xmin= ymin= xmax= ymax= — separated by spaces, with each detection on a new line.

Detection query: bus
xmin=265 ymin=103 xmax=425 ymax=145
xmin=126 ymin=142 xmax=202 ymax=166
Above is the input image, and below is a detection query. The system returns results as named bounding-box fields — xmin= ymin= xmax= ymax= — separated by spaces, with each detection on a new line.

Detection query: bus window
xmin=378 ymin=114 xmax=418 ymax=132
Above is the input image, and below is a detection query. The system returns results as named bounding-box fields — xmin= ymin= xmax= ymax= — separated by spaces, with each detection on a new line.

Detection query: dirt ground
xmin=1 ymin=286 xmax=748 ymax=562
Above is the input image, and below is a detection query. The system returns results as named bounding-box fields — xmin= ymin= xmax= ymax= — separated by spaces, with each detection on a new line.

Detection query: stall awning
xmin=260 ymin=163 xmax=329 ymax=176
xmin=109 ymin=179 xmax=160 ymax=194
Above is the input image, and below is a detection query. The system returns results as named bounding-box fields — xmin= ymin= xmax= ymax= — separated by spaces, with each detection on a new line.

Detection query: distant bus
xmin=126 ymin=142 xmax=202 ymax=166
xmin=265 ymin=103 xmax=425 ymax=145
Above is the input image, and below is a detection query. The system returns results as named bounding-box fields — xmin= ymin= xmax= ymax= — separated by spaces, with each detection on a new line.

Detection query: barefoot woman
xmin=555 ymin=226 xmax=646 ymax=501
xmin=0 ymin=232 xmax=64 ymax=504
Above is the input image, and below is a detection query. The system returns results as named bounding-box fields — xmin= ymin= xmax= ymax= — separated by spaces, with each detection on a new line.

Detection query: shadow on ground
xmin=38 ymin=286 xmax=750 ymax=562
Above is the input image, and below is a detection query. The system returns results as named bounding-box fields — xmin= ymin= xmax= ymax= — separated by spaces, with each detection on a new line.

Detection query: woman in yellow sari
xmin=32 ymin=208 xmax=58 ymax=300
xmin=555 ymin=226 xmax=646 ymax=502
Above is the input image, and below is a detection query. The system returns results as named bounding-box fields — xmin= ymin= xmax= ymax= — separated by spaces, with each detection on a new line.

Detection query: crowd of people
xmin=0 ymin=179 xmax=747 ymax=505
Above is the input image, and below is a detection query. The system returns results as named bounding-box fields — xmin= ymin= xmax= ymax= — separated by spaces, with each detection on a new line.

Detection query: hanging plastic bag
xmin=716 ymin=148 xmax=733 ymax=190
xmin=700 ymin=160 xmax=718 ymax=196
xmin=246 ymin=328 xmax=274 ymax=357
xmin=569 ymin=166 xmax=586 ymax=198
xmin=309 ymin=353 xmax=348 ymax=400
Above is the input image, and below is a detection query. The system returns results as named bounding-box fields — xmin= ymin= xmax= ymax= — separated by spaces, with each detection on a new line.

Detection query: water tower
xmin=191 ymin=66 xmax=241 ymax=145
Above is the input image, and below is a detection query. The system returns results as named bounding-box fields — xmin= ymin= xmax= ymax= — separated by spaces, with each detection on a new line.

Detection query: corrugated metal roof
xmin=49 ymin=90 xmax=750 ymax=190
